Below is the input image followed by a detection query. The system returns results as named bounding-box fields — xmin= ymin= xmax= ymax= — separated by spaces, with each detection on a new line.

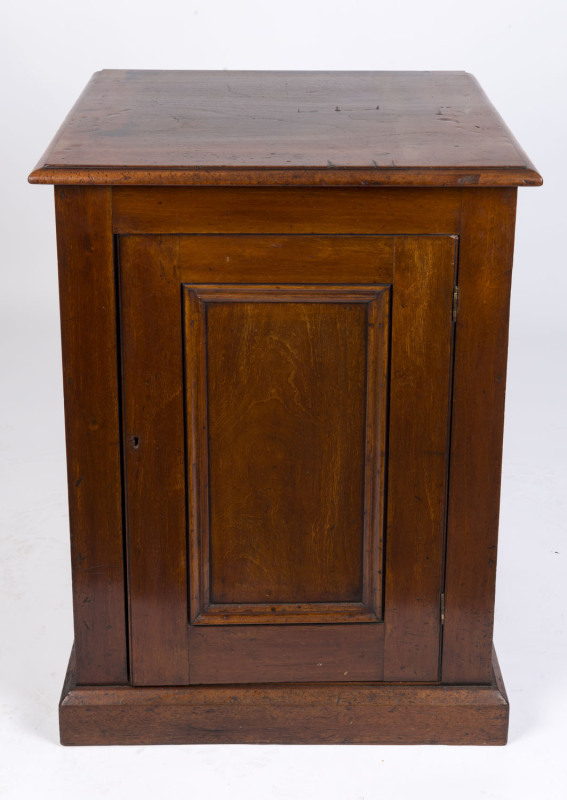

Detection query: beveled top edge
xmin=28 ymin=165 xmax=543 ymax=187
xmin=29 ymin=70 xmax=542 ymax=188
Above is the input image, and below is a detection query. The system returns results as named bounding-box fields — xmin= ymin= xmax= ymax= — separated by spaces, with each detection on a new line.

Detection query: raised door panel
xmin=186 ymin=285 xmax=388 ymax=626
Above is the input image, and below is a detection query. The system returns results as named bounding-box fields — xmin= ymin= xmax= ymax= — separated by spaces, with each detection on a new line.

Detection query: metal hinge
xmin=440 ymin=593 xmax=446 ymax=625
xmin=452 ymin=286 xmax=460 ymax=323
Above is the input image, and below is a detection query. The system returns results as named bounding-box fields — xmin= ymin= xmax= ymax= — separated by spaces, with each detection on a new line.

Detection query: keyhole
xmin=130 ymin=435 xmax=140 ymax=450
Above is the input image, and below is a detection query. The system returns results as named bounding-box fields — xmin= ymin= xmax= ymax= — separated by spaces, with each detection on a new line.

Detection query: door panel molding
xmin=184 ymin=283 xmax=389 ymax=626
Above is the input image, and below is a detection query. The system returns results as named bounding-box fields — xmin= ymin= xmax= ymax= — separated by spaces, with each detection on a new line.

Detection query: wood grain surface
xmin=185 ymin=284 xmax=388 ymax=625
xmin=442 ymin=189 xmax=518 ymax=683
xmin=119 ymin=235 xmax=189 ymax=686
xmin=112 ymin=187 xmax=462 ymax=235
xmin=59 ymin=647 xmax=509 ymax=745
xmin=120 ymin=234 xmax=392 ymax=684
xmin=54 ymin=187 xmax=128 ymax=685
xmin=29 ymin=71 xmax=542 ymax=187
xmin=34 ymin=71 xmax=542 ymax=745
xmin=384 ymin=236 xmax=457 ymax=681
xmin=179 ymin=235 xmax=393 ymax=284
xmin=119 ymin=229 xmax=456 ymax=684
xmin=207 ymin=297 xmax=366 ymax=605
xmin=188 ymin=624 xmax=385 ymax=683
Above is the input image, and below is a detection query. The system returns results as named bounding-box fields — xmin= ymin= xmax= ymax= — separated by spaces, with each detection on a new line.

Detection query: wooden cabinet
xmin=29 ymin=71 xmax=541 ymax=745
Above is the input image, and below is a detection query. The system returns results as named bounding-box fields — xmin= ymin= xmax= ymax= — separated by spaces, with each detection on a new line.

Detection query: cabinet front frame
xmin=54 ymin=185 xmax=517 ymax=689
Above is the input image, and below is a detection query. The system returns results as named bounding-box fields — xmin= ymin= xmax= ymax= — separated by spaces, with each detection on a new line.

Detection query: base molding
xmin=59 ymin=648 xmax=509 ymax=746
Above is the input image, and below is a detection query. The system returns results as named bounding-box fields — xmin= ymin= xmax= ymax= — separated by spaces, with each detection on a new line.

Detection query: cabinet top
xmin=29 ymin=70 xmax=541 ymax=188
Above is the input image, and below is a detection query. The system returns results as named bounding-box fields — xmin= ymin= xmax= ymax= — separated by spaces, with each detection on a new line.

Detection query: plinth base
xmin=59 ymin=647 xmax=509 ymax=746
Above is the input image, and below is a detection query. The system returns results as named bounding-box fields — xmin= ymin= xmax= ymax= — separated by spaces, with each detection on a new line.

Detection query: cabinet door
xmin=120 ymin=234 xmax=456 ymax=685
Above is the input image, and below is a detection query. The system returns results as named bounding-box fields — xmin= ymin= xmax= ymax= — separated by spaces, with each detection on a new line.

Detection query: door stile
xmin=383 ymin=235 xmax=457 ymax=681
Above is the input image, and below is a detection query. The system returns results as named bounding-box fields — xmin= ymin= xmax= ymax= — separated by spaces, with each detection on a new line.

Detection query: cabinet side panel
xmin=120 ymin=235 xmax=189 ymax=685
xmin=54 ymin=187 xmax=128 ymax=684
xmin=442 ymin=189 xmax=517 ymax=684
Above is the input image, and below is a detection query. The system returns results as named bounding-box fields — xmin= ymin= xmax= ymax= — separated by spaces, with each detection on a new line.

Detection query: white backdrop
xmin=1 ymin=2 xmax=566 ymax=799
